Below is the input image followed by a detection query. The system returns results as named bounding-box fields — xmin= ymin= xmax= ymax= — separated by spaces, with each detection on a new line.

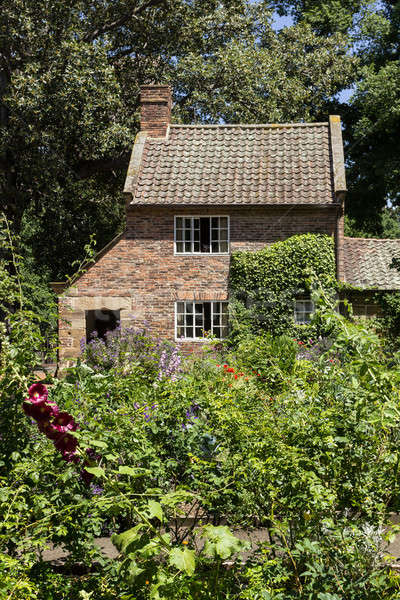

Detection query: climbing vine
xmin=228 ymin=234 xmax=336 ymax=339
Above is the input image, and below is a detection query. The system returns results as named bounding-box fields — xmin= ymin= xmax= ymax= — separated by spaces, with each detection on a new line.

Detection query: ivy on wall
xmin=228 ymin=234 xmax=336 ymax=338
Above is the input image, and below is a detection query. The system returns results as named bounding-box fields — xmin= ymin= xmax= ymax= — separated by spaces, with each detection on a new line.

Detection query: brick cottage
xmin=53 ymin=85 xmax=400 ymax=365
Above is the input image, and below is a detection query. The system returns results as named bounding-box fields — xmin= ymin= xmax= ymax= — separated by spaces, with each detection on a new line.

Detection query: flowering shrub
xmin=4 ymin=306 xmax=400 ymax=598
xmin=22 ymin=383 xmax=99 ymax=484
xmin=81 ymin=321 xmax=182 ymax=380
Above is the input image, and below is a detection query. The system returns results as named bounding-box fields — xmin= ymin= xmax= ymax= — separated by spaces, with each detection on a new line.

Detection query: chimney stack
xmin=140 ymin=85 xmax=171 ymax=138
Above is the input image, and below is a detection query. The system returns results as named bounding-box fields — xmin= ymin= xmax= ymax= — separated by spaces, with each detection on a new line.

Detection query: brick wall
xmin=58 ymin=205 xmax=339 ymax=363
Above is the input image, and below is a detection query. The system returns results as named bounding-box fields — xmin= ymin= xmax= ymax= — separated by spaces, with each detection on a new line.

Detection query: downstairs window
xmin=176 ymin=301 xmax=228 ymax=340
xmin=294 ymin=300 xmax=314 ymax=324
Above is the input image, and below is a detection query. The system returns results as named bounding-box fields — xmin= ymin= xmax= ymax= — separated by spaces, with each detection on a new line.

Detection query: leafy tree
xmin=1 ymin=0 xmax=356 ymax=283
xmin=275 ymin=0 xmax=400 ymax=236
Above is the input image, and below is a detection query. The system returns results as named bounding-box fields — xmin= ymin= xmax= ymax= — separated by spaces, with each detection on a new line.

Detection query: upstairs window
xmin=176 ymin=301 xmax=228 ymax=339
xmin=175 ymin=216 xmax=229 ymax=254
xmin=294 ymin=300 xmax=314 ymax=324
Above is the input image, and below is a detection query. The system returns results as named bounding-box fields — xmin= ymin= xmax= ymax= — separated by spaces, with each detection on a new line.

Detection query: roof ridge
xmin=169 ymin=122 xmax=329 ymax=129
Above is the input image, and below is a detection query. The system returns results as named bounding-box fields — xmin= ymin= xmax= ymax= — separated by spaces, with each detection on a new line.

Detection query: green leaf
xmin=105 ymin=453 xmax=118 ymax=461
xmin=118 ymin=465 xmax=137 ymax=476
xmin=202 ymin=525 xmax=250 ymax=559
xmin=84 ymin=466 xmax=105 ymax=478
xmin=89 ymin=440 xmax=108 ymax=448
xmin=147 ymin=500 xmax=164 ymax=522
xmin=111 ymin=524 xmax=146 ymax=554
xmin=169 ymin=547 xmax=196 ymax=575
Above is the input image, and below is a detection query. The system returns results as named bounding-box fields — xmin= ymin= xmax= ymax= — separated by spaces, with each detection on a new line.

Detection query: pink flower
xmin=28 ymin=383 xmax=48 ymax=401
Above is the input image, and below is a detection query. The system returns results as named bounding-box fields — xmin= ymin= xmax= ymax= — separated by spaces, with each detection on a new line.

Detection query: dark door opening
xmin=85 ymin=309 xmax=120 ymax=342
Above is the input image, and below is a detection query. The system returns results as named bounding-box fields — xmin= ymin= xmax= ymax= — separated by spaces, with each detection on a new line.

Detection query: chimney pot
xmin=140 ymin=85 xmax=171 ymax=138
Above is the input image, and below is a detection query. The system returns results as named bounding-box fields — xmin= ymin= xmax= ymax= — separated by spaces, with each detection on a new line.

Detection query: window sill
xmin=173 ymin=251 xmax=230 ymax=257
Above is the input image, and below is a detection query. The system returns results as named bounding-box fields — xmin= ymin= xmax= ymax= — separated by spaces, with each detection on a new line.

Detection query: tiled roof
xmin=343 ymin=238 xmax=400 ymax=289
xmin=126 ymin=123 xmax=338 ymax=206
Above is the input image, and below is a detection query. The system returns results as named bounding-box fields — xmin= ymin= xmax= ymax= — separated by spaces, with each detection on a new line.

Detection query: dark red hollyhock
xmin=28 ymin=383 xmax=48 ymax=401
xmin=24 ymin=399 xmax=56 ymax=421
xmin=54 ymin=433 xmax=78 ymax=454
xmin=86 ymin=448 xmax=101 ymax=461
xmin=80 ymin=468 xmax=94 ymax=484
xmin=61 ymin=450 xmax=80 ymax=464
xmin=53 ymin=412 xmax=78 ymax=431
xmin=39 ymin=422 xmax=61 ymax=441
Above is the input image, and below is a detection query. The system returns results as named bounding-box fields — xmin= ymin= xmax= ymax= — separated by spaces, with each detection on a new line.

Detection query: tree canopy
xmin=0 ymin=0 xmax=399 ymax=285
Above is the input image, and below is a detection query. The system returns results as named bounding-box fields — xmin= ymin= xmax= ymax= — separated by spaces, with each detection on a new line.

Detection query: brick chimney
xmin=140 ymin=85 xmax=171 ymax=138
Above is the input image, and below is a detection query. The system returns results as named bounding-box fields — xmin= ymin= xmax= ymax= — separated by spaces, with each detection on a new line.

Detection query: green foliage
xmin=0 ymin=215 xmax=50 ymax=470
xmin=229 ymin=233 xmax=336 ymax=338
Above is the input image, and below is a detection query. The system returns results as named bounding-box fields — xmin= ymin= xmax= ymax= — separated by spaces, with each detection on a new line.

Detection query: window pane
xmin=211 ymin=241 xmax=219 ymax=253
xmin=185 ymin=218 xmax=191 ymax=228
xmin=221 ymin=326 xmax=228 ymax=338
xmin=186 ymin=302 xmax=193 ymax=313
xmin=220 ymin=229 xmax=228 ymax=241
xmin=185 ymin=229 xmax=191 ymax=241
xmin=194 ymin=229 xmax=200 ymax=240
xmin=177 ymin=326 xmax=185 ymax=338
xmin=185 ymin=242 xmax=192 ymax=252
xmin=214 ymin=327 xmax=221 ymax=338
xmin=193 ymin=242 xmax=200 ymax=252
xmin=211 ymin=217 xmax=218 ymax=228
xmin=213 ymin=314 xmax=220 ymax=326
xmin=221 ymin=313 xmax=228 ymax=326
xmin=176 ymin=229 xmax=183 ymax=241
xmin=175 ymin=217 xmax=183 ymax=228
xmin=186 ymin=315 xmax=193 ymax=326
xmin=177 ymin=314 xmax=184 ymax=325
xmin=219 ymin=241 xmax=228 ymax=252
xmin=176 ymin=242 xmax=184 ymax=253
xmin=200 ymin=218 xmax=210 ymax=253
xmin=195 ymin=327 xmax=203 ymax=338
xmin=220 ymin=217 xmax=228 ymax=228
xmin=195 ymin=304 xmax=203 ymax=314
xmin=177 ymin=302 xmax=184 ymax=313
xmin=186 ymin=325 xmax=194 ymax=338
xmin=195 ymin=314 xmax=203 ymax=325
xmin=193 ymin=218 xmax=200 ymax=229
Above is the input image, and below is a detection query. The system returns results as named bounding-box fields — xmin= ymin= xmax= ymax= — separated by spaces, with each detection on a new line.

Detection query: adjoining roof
xmin=343 ymin=238 xmax=400 ymax=290
xmin=124 ymin=122 xmax=342 ymax=206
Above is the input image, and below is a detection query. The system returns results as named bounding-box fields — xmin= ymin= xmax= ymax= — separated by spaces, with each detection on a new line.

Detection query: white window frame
xmin=174 ymin=216 xmax=230 ymax=255
xmin=294 ymin=299 xmax=314 ymax=324
xmin=175 ymin=301 xmax=229 ymax=341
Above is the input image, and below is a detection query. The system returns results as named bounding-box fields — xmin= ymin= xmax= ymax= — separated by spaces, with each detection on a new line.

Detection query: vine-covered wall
xmin=229 ymin=233 xmax=336 ymax=338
